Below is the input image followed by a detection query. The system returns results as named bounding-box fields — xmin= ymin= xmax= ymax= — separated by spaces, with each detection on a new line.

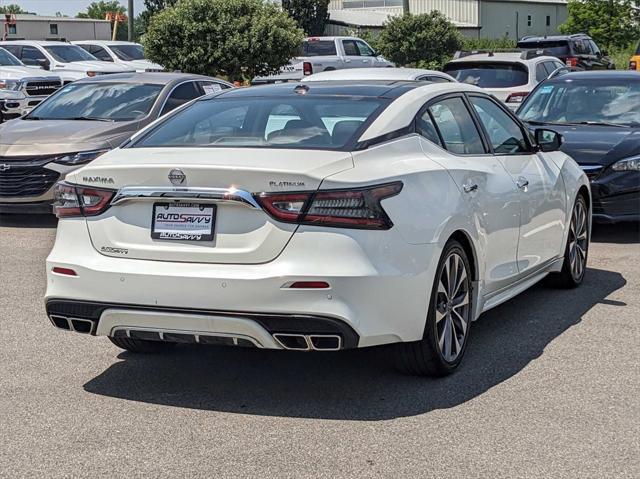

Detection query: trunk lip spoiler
xmin=110 ymin=186 xmax=262 ymax=210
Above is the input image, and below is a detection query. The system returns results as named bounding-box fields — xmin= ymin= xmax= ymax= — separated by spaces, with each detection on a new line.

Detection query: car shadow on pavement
xmin=0 ymin=214 xmax=57 ymax=229
xmin=83 ymin=266 xmax=626 ymax=420
xmin=591 ymin=222 xmax=639 ymax=244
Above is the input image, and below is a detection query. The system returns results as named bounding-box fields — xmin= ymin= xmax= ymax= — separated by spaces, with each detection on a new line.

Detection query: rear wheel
xmin=109 ymin=336 xmax=176 ymax=354
xmin=554 ymin=195 xmax=589 ymax=288
xmin=394 ymin=240 xmax=473 ymax=376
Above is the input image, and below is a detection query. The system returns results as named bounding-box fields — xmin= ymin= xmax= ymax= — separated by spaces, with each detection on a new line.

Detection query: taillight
xmin=506 ymin=91 xmax=529 ymax=103
xmin=256 ymin=182 xmax=402 ymax=230
xmin=53 ymin=182 xmax=115 ymax=218
xmin=302 ymin=61 xmax=313 ymax=76
xmin=629 ymin=61 xmax=637 ymax=70
xmin=565 ymin=57 xmax=578 ymax=68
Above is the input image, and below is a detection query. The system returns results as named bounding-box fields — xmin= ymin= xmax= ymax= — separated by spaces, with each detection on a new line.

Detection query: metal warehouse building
xmin=2 ymin=14 xmax=111 ymax=41
xmin=325 ymin=0 xmax=568 ymax=39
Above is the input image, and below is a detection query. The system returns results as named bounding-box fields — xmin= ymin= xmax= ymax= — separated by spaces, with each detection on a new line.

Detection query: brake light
xmin=565 ymin=57 xmax=578 ymax=67
xmin=53 ymin=182 xmax=115 ymax=218
xmin=630 ymin=61 xmax=637 ymax=70
xmin=303 ymin=61 xmax=313 ymax=76
xmin=52 ymin=267 xmax=77 ymax=276
xmin=506 ymin=92 xmax=529 ymax=103
xmin=256 ymin=182 xmax=402 ymax=230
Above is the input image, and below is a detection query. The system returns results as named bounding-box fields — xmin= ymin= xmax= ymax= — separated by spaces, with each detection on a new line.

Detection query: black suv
xmin=517 ymin=34 xmax=614 ymax=70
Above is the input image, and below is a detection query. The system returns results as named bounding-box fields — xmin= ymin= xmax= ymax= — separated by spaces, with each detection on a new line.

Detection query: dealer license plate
xmin=151 ymin=203 xmax=216 ymax=241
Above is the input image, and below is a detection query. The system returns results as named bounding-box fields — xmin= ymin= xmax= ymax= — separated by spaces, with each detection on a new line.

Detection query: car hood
xmin=528 ymin=123 xmax=640 ymax=166
xmin=0 ymin=65 xmax=60 ymax=80
xmin=0 ymin=119 xmax=139 ymax=156
xmin=119 ymin=59 xmax=164 ymax=71
xmin=60 ymin=61 xmax=134 ymax=73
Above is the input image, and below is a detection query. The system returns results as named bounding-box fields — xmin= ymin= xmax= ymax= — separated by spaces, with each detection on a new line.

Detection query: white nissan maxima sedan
xmin=45 ymin=81 xmax=591 ymax=376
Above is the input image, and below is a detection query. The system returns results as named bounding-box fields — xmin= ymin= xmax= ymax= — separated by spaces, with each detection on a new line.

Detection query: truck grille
xmin=24 ymin=80 xmax=61 ymax=97
xmin=0 ymin=157 xmax=60 ymax=198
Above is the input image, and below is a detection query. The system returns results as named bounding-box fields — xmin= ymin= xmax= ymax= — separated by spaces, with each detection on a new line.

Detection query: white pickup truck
xmin=0 ymin=47 xmax=62 ymax=122
xmin=252 ymin=36 xmax=394 ymax=84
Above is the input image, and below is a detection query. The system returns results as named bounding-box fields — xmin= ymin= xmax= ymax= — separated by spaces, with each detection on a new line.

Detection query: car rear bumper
xmin=45 ymin=218 xmax=441 ymax=349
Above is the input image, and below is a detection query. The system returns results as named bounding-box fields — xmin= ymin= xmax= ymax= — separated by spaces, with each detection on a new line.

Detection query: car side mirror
xmin=535 ymin=128 xmax=562 ymax=152
xmin=37 ymin=58 xmax=50 ymax=70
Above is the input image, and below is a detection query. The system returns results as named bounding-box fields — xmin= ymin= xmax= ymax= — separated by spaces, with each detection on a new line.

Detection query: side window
xmin=2 ymin=45 xmax=21 ymax=58
xmin=416 ymin=108 xmax=443 ymax=147
xmin=91 ymin=46 xmax=114 ymax=62
xmin=470 ymin=96 xmax=530 ymax=154
xmin=589 ymin=40 xmax=601 ymax=55
xmin=355 ymin=40 xmax=375 ymax=57
xmin=21 ymin=46 xmax=47 ymax=67
xmin=535 ymin=63 xmax=548 ymax=82
xmin=342 ymin=40 xmax=359 ymax=56
xmin=428 ymin=97 xmax=485 ymax=155
xmin=199 ymin=81 xmax=225 ymax=95
xmin=160 ymin=81 xmax=201 ymax=116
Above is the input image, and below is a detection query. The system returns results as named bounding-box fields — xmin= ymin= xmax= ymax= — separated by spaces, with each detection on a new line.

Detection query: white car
xmin=302 ymin=67 xmax=456 ymax=83
xmin=443 ymin=51 xmax=566 ymax=109
xmin=0 ymin=47 xmax=62 ymax=121
xmin=0 ymin=41 xmax=135 ymax=83
xmin=45 ymin=81 xmax=590 ymax=376
xmin=72 ymin=41 xmax=164 ymax=73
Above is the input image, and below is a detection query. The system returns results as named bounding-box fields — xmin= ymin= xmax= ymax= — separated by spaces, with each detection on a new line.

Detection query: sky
xmin=0 ymin=0 xmax=146 ymax=17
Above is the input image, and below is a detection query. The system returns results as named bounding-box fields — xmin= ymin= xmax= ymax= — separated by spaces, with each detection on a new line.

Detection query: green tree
xmin=281 ymin=0 xmax=329 ymax=36
xmin=76 ymin=1 xmax=129 ymax=41
xmin=142 ymin=0 xmax=304 ymax=81
xmin=139 ymin=0 xmax=178 ymax=32
xmin=377 ymin=12 xmax=463 ymax=69
xmin=559 ymin=0 xmax=640 ymax=50
xmin=0 ymin=4 xmax=27 ymax=14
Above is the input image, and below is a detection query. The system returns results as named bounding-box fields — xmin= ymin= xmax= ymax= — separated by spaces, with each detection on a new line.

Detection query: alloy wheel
xmin=568 ymin=199 xmax=588 ymax=281
xmin=435 ymin=252 xmax=471 ymax=363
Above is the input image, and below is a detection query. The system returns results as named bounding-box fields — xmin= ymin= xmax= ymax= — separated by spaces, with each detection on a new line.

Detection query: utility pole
xmin=128 ymin=0 xmax=134 ymax=41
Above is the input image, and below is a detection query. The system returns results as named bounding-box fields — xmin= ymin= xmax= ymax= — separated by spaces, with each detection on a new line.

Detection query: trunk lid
xmin=70 ymin=147 xmax=353 ymax=264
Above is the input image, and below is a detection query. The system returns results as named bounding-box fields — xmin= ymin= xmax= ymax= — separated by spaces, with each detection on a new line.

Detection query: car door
xmin=467 ymin=94 xmax=566 ymax=273
xmin=417 ymin=95 xmax=522 ymax=294
xmin=341 ymin=39 xmax=368 ymax=68
xmin=355 ymin=40 xmax=378 ymax=67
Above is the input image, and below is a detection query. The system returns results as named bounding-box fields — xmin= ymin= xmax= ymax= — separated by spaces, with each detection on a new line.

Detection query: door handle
xmin=463 ymin=183 xmax=478 ymax=193
xmin=516 ymin=177 xmax=529 ymax=189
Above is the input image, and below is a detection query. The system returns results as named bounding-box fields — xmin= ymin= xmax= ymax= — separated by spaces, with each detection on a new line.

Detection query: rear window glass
xmin=132 ymin=96 xmax=386 ymax=150
xmin=517 ymin=40 xmax=571 ymax=57
xmin=302 ymin=40 xmax=337 ymax=56
xmin=443 ymin=62 xmax=529 ymax=88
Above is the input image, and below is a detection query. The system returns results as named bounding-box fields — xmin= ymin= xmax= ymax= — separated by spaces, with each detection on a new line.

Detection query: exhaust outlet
xmin=273 ymin=333 xmax=342 ymax=351
xmin=273 ymin=333 xmax=310 ymax=351
xmin=49 ymin=315 xmax=96 ymax=334
xmin=309 ymin=335 xmax=341 ymax=351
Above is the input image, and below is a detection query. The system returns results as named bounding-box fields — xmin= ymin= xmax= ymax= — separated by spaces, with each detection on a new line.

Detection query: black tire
xmin=109 ymin=336 xmax=176 ymax=354
xmin=394 ymin=239 xmax=473 ymax=376
xmin=552 ymin=194 xmax=589 ymax=288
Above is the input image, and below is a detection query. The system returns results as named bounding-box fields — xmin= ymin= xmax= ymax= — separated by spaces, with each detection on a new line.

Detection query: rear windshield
xmin=302 ymin=40 xmax=337 ymax=56
xmin=27 ymin=82 xmax=163 ymax=121
xmin=517 ymin=40 xmax=570 ymax=57
xmin=132 ymin=96 xmax=386 ymax=150
xmin=443 ymin=62 xmax=529 ymax=88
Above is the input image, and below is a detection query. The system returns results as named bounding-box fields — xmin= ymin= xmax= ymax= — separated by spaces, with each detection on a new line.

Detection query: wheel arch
xmin=448 ymin=229 xmax=478 ymax=282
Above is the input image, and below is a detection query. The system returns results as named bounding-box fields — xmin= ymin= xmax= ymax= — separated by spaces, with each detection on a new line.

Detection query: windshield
xmin=132 ymin=96 xmax=386 ymax=150
xmin=0 ymin=47 xmax=22 ymax=66
xmin=519 ymin=79 xmax=640 ymax=126
xmin=443 ymin=62 xmax=529 ymax=87
xmin=110 ymin=44 xmax=145 ymax=61
xmin=517 ymin=40 xmax=571 ymax=57
xmin=28 ymin=82 xmax=163 ymax=121
xmin=44 ymin=45 xmax=97 ymax=63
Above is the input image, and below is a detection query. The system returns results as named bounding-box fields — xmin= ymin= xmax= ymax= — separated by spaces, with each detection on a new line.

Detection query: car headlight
xmin=0 ymin=79 xmax=21 ymax=91
xmin=53 ymin=149 xmax=109 ymax=166
xmin=611 ymin=157 xmax=640 ymax=171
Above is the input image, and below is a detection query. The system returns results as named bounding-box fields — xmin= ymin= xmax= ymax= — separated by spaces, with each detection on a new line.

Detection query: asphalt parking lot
xmin=0 ymin=215 xmax=638 ymax=478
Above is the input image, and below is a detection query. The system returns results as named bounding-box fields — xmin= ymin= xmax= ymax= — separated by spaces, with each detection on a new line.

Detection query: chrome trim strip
xmin=110 ymin=186 xmax=262 ymax=209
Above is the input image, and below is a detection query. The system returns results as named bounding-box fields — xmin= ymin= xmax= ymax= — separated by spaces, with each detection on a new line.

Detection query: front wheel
xmin=394 ymin=240 xmax=473 ymax=376
xmin=553 ymin=195 xmax=589 ymax=288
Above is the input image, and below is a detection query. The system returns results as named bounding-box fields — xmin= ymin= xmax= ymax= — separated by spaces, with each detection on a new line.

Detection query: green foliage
xmin=609 ymin=43 xmax=636 ymax=70
xmin=142 ymin=0 xmax=304 ymax=81
xmin=0 ymin=4 xmax=27 ymax=14
xmin=140 ymin=0 xmax=179 ymax=32
xmin=281 ymin=0 xmax=329 ymax=36
xmin=559 ymin=0 xmax=640 ymax=50
xmin=350 ymin=29 xmax=382 ymax=53
xmin=462 ymin=37 xmax=516 ymax=51
xmin=376 ymin=12 xmax=463 ymax=68
xmin=76 ymin=1 xmax=129 ymax=40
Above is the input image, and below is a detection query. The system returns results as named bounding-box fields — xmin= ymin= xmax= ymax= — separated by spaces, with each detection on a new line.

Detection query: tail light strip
xmin=54 ymin=182 xmax=115 ymax=218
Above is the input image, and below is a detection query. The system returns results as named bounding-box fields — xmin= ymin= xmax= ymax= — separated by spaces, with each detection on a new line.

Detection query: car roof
xmin=302 ymin=68 xmax=454 ymax=82
xmin=216 ymin=80 xmax=428 ymax=99
xmin=547 ymin=70 xmax=640 ymax=82
xmin=447 ymin=52 xmax=560 ymax=64
xmin=0 ymin=40 xmax=75 ymax=47
xmin=71 ymin=40 xmax=140 ymax=46
xmin=519 ymin=34 xmax=590 ymax=42
xmin=72 ymin=71 xmax=231 ymax=86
